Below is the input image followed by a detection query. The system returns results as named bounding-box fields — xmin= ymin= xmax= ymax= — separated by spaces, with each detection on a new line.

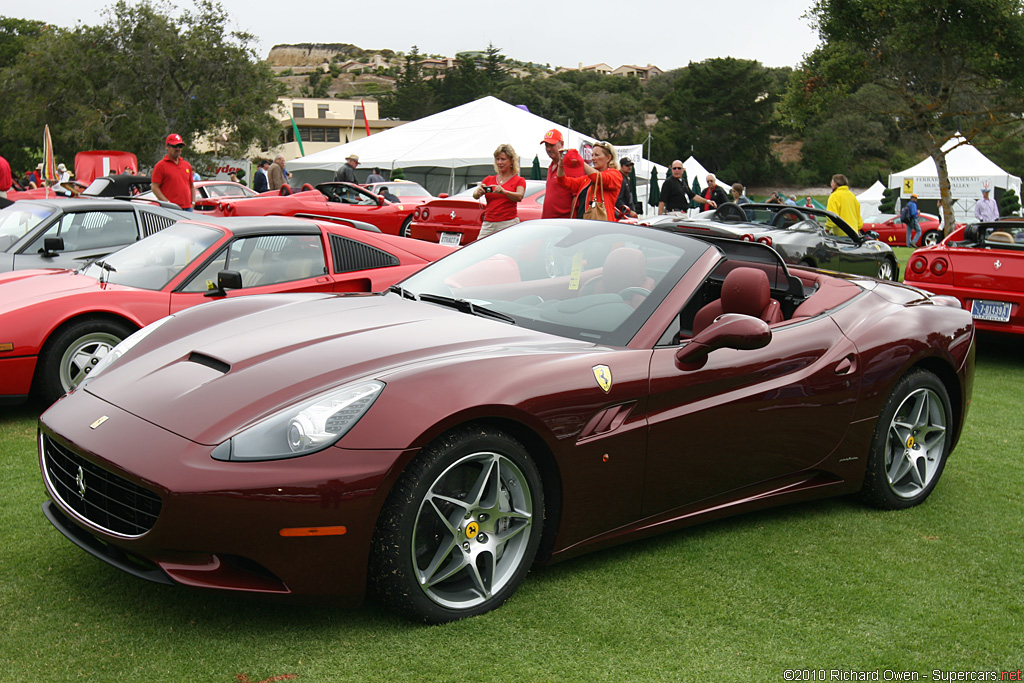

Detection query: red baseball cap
xmin=165 ymin=133 xmax=184 ymax=146
xmin=541 ymin=129 xmax=563 ymax=145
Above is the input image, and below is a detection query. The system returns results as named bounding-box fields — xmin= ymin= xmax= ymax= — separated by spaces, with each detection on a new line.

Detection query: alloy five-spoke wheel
xmin=412 ymin=451 xmax=534 ymax=610
xmin=860 ymin=369 xmax=952 ymax=509
xmin=371 ymin=427 xmax=543 ymax=623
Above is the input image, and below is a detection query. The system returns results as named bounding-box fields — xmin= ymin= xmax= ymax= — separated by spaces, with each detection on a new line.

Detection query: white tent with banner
xmin=888 ymin=135 xmax=1021 ymax=222
xmin=857 ymin=180 xmax=886 ymax=217
xmin=285 ymin=96 xmax=667 ymax=209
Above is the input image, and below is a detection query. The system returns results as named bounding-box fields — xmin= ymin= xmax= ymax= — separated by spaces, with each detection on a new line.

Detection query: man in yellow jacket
xmin=826 ymin=173 xmax=862 ymax=235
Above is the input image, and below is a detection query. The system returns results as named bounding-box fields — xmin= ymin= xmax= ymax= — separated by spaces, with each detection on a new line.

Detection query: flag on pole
xmin=361 ymin=99 xmax=371 ymax=137
xmin=289 ymin=113 xmax=305 ymax=156
xmin=42 ymin=125 xmax=58 ymax=194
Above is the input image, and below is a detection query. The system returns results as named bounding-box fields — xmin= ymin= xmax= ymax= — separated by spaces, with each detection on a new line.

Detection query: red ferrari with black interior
xmin=196 ymin=182 xmax=418 ymax=235
xmin=362 ymin=180 xmax=434 ymax=207
xmin=407 ymin=180 xmax=546 ymax=245
xmin=0 ymin=216 xmax=452 ymax=406
xmin=38 ymin=219 xmax=974 ymax=624
xmin=904 ymin=220 xmax=1024 ymax=335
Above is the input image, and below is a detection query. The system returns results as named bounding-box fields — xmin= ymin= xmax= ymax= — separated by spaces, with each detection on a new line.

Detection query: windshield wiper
xmin=387 ymin=284 xmax=418 ymax=300
xmin=94 ymin=260 xmax=117 ymax=284
xmin=419 ymin=293 xmax=517 ymax=324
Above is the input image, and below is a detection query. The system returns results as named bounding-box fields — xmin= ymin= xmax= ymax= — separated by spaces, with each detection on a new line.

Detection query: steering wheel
xmin=618 ymin=287 xmax=651 ymax=301
xmin=771 ymin=207 xmax=807 ymax=227
xmin=713 ymin=202 xmax=748 ymax=223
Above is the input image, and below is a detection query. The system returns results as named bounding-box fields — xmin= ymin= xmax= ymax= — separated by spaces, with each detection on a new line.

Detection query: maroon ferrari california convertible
xmin=38 ymin=219 xmax=975 ymax=623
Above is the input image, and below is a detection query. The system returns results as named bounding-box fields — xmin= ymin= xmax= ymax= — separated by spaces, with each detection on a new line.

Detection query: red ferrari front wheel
xmin=36 ymin=318 xmax=134 ymax=407
xmin=370 ymin=426 xmax=544 ymax=623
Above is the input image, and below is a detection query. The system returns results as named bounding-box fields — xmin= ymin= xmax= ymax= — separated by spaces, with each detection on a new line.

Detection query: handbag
xmin=583 ymin=173 xmax=607 ymax=221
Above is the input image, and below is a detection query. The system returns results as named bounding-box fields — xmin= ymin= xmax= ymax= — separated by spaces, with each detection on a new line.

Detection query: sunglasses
xmin=671 ymin=167 xmax=683 ymax=170
xmin=170 ymin=144 xmax=185 ymax=148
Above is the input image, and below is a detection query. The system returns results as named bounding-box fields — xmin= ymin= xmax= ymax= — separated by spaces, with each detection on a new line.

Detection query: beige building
xmin=274 ymin=97 xmax=402 ymax=159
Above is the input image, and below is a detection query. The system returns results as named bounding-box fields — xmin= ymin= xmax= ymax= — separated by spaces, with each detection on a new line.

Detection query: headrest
xmin=721 ymin=267 xmax=771 ymax=317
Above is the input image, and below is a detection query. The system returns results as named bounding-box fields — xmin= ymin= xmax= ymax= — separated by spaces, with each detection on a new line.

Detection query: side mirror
xmin=40 ymin=236 xmax=65 ymax=257
xmin=205 ymin=269 xmax=243 ymax=297
xmin=376 ymin=195 xmax=385 ymax=205
xmin=438 ymin=193 xmax=449 ymax=199
xmin=675 ymin=313 xmax=772 ymax=370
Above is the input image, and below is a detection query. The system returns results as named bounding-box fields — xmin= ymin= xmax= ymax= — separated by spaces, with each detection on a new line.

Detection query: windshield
xmin=79 ymin=222 xmax=223 ymax=290
xmin=398 ymin=219 xmax=708 ymax=346
xmin=0 ymin=203 xmax=55 ymax=251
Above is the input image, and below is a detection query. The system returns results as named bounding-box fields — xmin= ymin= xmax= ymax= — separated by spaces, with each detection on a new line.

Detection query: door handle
xmin=834 ymin=354 xmax=857 ymax=375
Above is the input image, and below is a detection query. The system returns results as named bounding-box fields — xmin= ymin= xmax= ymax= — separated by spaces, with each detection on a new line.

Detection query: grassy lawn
xmin=2 ymin=336 xmax=1021 ymax=682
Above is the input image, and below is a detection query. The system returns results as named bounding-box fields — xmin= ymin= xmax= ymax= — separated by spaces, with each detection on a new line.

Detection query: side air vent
xmin=330 ymin=234 xmax=400 ymax=274
xmin=140 ymin=212 xmax=178 ymax=237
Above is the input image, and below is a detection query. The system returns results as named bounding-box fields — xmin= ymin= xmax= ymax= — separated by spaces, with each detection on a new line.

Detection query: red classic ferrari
xmin=861 ymin=212 xmax=962 ymax=247
xmin=38 ymin=219 xmax=974 ymax=623
xmin=196 ymin=182 xmax=418 ymax=235
xmin=0 ymin=216 xmax=453 ymax=406
xmin=904 ymin=220 xmax=1024 ymax=335
xmin=407 ymin=180 xmax=546 ymax=245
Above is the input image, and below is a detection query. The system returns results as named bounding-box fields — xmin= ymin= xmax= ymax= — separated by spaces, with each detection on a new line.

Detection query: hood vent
xmin=187 ymin=352 xmax=230 ymax=374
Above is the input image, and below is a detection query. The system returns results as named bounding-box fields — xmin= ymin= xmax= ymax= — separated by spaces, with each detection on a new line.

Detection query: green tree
xmin=0 ymin=16 xmax=46 ymax=69
xmin=378 ymin=45 xmax=435 ymax=120
xmin=801 ymin=0 xmax=1024 ymax=233
xmin=0 ymin=0 xmax=282 ymax=167
xmin=653 ymin=57 xmax=779 ymax=183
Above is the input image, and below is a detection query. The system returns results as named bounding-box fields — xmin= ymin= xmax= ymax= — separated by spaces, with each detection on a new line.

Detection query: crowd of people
xmin=3 ymin=131 xmax=1006 ymax=236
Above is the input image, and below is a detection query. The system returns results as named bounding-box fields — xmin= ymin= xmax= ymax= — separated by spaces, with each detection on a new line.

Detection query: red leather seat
xmin=692 ymin=267 xmax=784 ymax=334
xmin=591 ymin=248 xmax=656 ymax=307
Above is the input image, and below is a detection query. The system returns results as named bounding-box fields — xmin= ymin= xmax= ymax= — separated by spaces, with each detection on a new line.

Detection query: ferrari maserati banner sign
xmin=899 ymin=174 xmax=993 ymax=198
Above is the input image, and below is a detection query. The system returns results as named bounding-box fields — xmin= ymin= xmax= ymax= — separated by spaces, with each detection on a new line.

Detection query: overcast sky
xmin=18 ymin=0 xmax=822 ymax=71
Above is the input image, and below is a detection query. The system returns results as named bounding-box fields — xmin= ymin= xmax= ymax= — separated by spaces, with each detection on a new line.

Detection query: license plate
xmin=970 ymin=299 xmax=1012 ymax=322
xmin=439 ymin=232 xmax=462 ymax=246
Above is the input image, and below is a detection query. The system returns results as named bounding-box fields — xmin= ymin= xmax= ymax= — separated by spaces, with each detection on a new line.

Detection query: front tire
xmin=859 ymin=369 xmax=952 ymax=510
xmin=370 ymin=426 xmax=544 ymax=623
xmin=37 ymin=319 xmax=134 ymax=406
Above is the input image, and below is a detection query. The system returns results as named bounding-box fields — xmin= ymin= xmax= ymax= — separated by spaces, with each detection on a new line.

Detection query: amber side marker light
xmin=279 ymin=526 xmax=347 ymax=537
xmin=0 ymin=343 xmax=13 ymax=352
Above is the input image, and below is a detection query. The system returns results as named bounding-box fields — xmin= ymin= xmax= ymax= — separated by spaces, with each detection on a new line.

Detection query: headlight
xmin=211 ymin=380 xmax=384 ymax=462
xmin=77 ymin=315 xmax=176 ymax=391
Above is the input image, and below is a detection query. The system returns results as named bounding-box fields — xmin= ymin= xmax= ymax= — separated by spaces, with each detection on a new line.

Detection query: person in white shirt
xmin=974 ymin=187 xmax=999 ymax=222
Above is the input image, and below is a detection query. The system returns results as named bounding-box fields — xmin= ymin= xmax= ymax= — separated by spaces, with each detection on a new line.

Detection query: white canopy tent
xmin=286 ymin=96 xmax=667 ymax=208
xmin=889 ymin=136 xmax=1021 ymax=222
xmin=857 ymin=180 xmax=886 ymax=217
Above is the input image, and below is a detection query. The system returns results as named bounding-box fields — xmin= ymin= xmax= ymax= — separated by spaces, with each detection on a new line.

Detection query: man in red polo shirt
xmin=151 ymin=133 xmax=196 ymax=210
xmin=541 ymin=129 xmax=576 ymax=219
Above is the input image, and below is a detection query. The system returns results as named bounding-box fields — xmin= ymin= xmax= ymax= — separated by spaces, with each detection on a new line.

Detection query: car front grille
xmin=42 ymin=434 xmax=162 ymax=537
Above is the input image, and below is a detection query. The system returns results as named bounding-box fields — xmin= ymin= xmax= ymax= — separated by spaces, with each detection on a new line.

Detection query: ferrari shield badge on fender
xmin=90 ymin=416 xmax=109 ymax=429
xmin=593 ymin=365 xmax=612 ymax=393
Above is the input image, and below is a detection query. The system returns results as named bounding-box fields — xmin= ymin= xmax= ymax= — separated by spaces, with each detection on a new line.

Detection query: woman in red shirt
xmin=556 ymin=141 xmax=622 ymax=221
xmin=473 ymin=143 xmax=527 ymax=239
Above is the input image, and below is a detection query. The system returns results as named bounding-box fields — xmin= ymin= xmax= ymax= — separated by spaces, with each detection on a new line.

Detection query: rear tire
xmin=923 ymin=230 xmax=941 ymax=247
xmin=370 ymin=426 xmax=543 ymax=623
xmin=859 ymin=369 xmax=952 ymax=510
xmin=400 ymin=216 xmax=413 ymax=238
xmin=36 ymin=319 xmax=134 ymax=406
xmin=877 ymin=257 xmax=898 ymax=281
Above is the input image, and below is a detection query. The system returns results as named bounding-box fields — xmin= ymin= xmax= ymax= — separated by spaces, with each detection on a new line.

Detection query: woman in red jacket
xmin=556 ymin=141 xmax=622 ymax=221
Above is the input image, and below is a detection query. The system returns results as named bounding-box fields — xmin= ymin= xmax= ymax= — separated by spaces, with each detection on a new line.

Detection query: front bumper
xmin=38 ymin=388 xmax=412 ymax=604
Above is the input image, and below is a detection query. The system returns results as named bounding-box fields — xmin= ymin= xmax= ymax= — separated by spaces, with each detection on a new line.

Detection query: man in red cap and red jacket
xmin=151 ymin=133 xmax=196 ymax=210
